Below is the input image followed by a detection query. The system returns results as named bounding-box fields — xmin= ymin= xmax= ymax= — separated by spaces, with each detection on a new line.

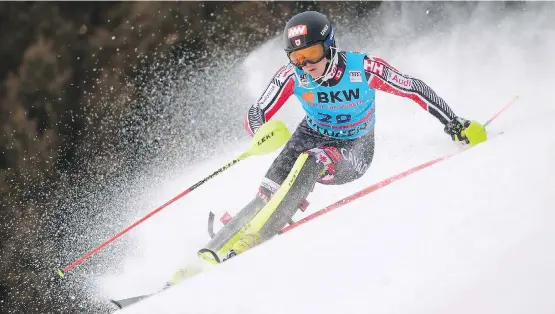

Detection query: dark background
xmin=0 ymin=2 xmax=381 ymax=313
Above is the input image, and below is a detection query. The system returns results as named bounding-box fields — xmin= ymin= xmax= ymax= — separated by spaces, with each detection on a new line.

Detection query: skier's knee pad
xmin=316 ymin=143 xmax=374 ymax=185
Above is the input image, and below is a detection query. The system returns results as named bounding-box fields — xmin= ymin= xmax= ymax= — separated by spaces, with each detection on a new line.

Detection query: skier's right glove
xmin=444 ymin=118 xmax=487 ymax=146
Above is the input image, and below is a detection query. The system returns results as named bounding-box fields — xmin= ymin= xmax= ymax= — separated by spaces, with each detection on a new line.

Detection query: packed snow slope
xmin=95 ymin=3 xmax=555 ymax=314
xmin=115 ymin=113 xmax=555 ymax=314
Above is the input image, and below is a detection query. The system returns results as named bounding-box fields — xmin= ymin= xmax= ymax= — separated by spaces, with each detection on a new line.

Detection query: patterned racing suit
xmin=205 ymin=51 xmax=459 ymax=255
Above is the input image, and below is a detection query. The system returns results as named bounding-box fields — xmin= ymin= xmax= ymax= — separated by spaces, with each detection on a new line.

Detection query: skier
xmin=169 ymin=10 xmax=487 ymax=285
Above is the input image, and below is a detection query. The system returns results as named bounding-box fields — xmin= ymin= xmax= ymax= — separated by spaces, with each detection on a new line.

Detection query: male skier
xmin=169 ymin=10 xmax=486 ymax=286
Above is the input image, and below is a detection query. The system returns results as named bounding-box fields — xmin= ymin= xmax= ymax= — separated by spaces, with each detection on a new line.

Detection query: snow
xmin=113 ymin=112 xmax=555 ymax=314
xmin=97 ymin=3 xmax=555 ymax=314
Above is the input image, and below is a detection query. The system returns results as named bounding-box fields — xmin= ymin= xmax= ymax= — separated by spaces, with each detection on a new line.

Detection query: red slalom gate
xmin=280 ymin=151 xmax=459 ymax=234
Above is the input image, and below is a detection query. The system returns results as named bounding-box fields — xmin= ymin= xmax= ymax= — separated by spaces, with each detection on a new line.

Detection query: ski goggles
xmin=287 ymin=43 xmax=326 ymax=67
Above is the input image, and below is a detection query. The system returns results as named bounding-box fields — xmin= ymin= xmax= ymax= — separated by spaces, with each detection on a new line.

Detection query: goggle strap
xmin=324 ymin=24 xmax=334 ymax=48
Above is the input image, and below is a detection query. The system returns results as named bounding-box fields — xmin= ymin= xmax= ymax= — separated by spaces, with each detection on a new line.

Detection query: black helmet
xmin=283 ymin=11 xmax=336 ymax=62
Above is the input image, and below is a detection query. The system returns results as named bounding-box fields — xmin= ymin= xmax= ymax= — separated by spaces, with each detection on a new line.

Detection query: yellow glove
xmin=461 ymin=120 xmax=487 ymax=145
xmin=444 ymin=118 xmax=487 ymax=146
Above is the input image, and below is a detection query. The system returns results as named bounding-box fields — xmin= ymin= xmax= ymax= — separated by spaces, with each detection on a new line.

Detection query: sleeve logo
xmin=363 ymin=59 xmax=384 ymax=76
xmin=387 ymin=72 xmax=412 ymax=88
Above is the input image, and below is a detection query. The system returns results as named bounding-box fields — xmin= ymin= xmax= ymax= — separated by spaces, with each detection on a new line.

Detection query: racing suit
xmin=205 ymin=50 xmax=459 ymax=257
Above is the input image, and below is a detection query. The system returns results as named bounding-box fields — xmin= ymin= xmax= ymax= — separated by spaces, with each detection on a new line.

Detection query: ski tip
xmin=110 ymin=295 xmax=151 ymax=309
xmin=57 ymin=269 xmax=65 ymax=278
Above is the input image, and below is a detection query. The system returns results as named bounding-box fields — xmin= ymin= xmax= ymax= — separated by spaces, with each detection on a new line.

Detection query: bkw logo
xmin=288 ymin=25 xmax=307 ymax=38
xmin=317 ymin=89 xmax=360 ymax=103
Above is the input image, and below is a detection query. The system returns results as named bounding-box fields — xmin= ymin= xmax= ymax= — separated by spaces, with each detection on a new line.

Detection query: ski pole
xmin=58 ymin=120 xmax=291 ymax=277
xmin=484 ymin=95 xmax=520 ymax=127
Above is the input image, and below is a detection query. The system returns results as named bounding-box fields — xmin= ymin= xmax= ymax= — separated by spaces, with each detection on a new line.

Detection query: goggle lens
xmin=288 ymin=43 xmax=325 ymax=67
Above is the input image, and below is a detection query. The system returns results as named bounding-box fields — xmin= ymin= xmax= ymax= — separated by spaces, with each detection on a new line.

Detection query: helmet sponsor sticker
xmin=320 ymin=24 xmax=329 ymax=36
xmin=288 ymin=25 xmax=308 ymax=38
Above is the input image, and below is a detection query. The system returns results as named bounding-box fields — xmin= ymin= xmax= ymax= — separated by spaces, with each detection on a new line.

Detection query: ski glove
xmin=444 ymin=118 xmax=487 ymax=146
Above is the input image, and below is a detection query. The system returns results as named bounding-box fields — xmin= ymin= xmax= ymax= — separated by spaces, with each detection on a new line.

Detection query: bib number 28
xmin=317 ymin=113 xmax=352 ymax=124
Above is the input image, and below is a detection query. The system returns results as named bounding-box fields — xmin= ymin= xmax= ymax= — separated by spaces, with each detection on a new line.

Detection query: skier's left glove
xmin=444 ymin=117 xmax=487 ymax=146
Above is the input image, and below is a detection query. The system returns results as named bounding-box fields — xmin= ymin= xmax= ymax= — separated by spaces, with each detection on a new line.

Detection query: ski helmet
xmin=283 ymin=11 xmax=336 ymax=67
